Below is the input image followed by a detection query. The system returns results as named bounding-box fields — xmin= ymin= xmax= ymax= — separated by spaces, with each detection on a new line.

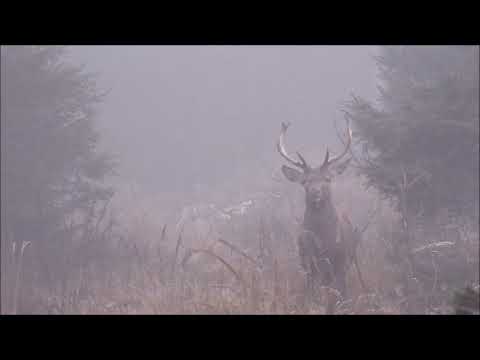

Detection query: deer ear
xmin=281 ymin=165 xmax=304 ymax=183
xmin=332 ymin=157 xmax=352 ymax=175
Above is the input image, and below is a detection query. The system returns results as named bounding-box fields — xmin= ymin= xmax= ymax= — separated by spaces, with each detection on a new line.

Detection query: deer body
xmin=299 ymin=202 xmax=359 ymax=298
xmin=276 ymin=120 xmax=364 ymax=301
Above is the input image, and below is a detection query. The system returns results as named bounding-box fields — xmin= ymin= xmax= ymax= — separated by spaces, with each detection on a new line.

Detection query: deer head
xmin=276 ymin=120 xmax=352 ymax=210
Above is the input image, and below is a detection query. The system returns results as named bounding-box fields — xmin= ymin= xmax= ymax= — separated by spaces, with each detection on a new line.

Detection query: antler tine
xmin=276 ymin=122 xmax=309 ymax=171
xmin=321 ymin=148 xmax=330 ymax=168
xmin=296 ymin=151 xmax=309 ymax=169
xmin=322 ymin=117 xmax=352 ymax=167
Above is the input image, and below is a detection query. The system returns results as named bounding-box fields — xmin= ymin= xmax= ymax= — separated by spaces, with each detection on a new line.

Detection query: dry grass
xmin=2 ymin=176 xmax=478 ymax=315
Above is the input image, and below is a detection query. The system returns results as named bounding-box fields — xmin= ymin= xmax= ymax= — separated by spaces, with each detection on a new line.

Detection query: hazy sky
xmin=68 ymin=46 xmax=379 ymax=198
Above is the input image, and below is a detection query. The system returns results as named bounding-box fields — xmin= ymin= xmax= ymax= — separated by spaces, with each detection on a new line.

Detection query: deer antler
xmin=320 ymin=117 xmax=352 ymax=169
xmin=276 ymin=122 xmax=310 ymax=171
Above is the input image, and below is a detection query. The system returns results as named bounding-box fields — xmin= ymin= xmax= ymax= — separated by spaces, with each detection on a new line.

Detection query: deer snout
xmin=307 ymin=184 xmax=330 ymax=207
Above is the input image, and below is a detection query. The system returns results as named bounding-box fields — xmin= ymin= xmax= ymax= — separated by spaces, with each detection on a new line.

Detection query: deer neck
xmin=303 ymin=199 xmax=339 ymax=242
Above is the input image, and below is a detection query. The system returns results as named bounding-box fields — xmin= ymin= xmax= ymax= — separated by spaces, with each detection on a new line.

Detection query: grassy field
xmin=2 ymin=177 xmax=479 ymax=314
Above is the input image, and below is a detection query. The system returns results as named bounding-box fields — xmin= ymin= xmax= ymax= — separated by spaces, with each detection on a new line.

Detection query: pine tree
xmin=1 ymin=46 xmax=115 ymax=257
xmin=344 ymin=46 xmax=479 ymax=222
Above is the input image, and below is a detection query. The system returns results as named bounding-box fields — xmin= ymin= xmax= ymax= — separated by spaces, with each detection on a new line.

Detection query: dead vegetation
xmin=1 ymin=176 xmax=478 ymax=315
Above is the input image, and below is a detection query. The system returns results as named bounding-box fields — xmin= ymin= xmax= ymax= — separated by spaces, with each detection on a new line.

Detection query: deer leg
xmin=321 ymin=270 xmax=346 ymax=314
xmin=332 ymin=264 xmax=347 ymax=300
xmin=336 ymin=273 xmax=347 ymax=300
xmin=320 ymin=257 xmax=335 ymax=286
xmin=298 ymin=232 xmax=320 ymax=304
xmin=305 ymin=271 xmax=314 ymax=301
xmin=298 ymin=233 xmax=313 ymax=271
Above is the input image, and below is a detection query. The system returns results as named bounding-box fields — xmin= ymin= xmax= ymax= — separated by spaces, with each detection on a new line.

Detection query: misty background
xmin=4 ymin=45 xmax=476 ymax=314
xmin=68 ymin=46 xmax=378 ymax=203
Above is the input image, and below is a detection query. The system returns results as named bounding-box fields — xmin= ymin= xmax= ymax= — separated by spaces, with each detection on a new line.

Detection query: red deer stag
xmin=276 ymin=119 xmax=366 ymax=302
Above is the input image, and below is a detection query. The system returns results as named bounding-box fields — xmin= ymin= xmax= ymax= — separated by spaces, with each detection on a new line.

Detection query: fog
xmin=69 ymin=46 xmax=378 ymax=200
xmin=5 ymin=45 xmax=475 ymax=314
